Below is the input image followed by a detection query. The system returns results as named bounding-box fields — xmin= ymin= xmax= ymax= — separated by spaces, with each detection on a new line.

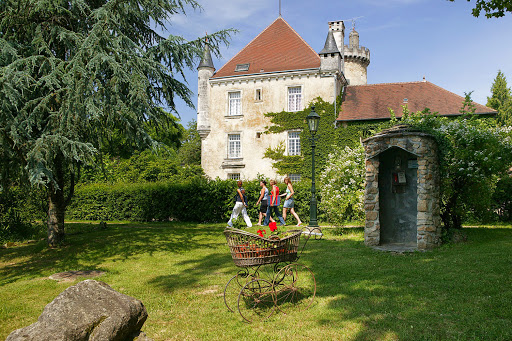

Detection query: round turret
xmin=197 ymin=44 xmax=215 ymax=140
xmin=343 ymin=28 xmax=370 ymax=85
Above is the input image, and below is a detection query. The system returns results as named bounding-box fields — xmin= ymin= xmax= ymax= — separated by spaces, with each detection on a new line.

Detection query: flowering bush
xmin=400 ymin=97 xmax=512 ymax=229
xmin=319 ymin=144 xmax=365 ymax=226
xmin=434 ymin=121 xmax=512 ymax=228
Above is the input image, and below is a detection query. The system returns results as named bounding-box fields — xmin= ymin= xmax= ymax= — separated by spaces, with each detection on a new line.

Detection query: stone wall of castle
xmin=344 ymin=60 xmax=368 ymax=86
xmin=201 ymin=70 xmax=340 ymax=180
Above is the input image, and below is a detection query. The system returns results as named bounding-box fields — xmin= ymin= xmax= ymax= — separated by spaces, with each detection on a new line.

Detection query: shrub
xmin=0 ymin=188 xmax=43 ymax=242
xmin=492 ymin=175 xmax=512 ymax=221
xmin=319 ymin=144 xmax=365 ymax=226
xmin=67 ymin=177 xmax=323 ymax=224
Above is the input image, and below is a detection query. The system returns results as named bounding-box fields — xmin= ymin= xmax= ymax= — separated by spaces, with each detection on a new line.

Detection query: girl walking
xmin=263 ymin=179 xmax=286 ymax=226
xmin=227 ymin=180 xmax=252 ymax=228
xmin=255 ymin=180 xmax=274 ymax=226
xmin=282 ymin=177 xmax=302 ymax=227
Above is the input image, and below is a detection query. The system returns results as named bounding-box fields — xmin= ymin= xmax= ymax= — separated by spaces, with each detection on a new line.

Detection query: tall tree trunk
xmin=47 ymin=183 xmax=66 ymax=247
xmin=47 ymin=153 xmax=66 ymax=247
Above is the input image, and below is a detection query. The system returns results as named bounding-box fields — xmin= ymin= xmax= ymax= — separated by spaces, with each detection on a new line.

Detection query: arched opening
xmin=378 ymin=147 xmax=418 ymax=246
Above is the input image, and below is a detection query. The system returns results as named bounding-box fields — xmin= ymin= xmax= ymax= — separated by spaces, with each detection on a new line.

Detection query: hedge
xmin=0 ymin=187 xmax=44 ymax=242
xmin=67 ymin=178 xmax=324 ymax=224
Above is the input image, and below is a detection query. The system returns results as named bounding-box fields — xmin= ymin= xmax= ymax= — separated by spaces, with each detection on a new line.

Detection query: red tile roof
xmin=212 ymin=17 xmax=321 ymax=79
xmin=337 ymin=81 xmax=496 ymax=122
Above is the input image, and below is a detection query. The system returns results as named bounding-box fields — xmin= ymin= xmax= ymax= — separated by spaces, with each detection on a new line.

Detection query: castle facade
xmin=197 ymin=17 xmax=370 ymax=180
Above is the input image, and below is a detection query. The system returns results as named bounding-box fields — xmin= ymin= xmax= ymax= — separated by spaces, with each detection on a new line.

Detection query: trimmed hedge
xmin=67 ymin=178 xmax=323 ymax=224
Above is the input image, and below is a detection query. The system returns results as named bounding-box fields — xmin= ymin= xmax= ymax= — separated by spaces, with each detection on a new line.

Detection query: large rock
xmin=7 ymin=280 xmax=149 ymax=341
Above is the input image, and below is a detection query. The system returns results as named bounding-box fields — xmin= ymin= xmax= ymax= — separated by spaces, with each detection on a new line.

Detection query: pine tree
xmin=0 ymin=0 xmax=233 ymax=246
xmin=487 ymin=70 xmax=512 ymax=126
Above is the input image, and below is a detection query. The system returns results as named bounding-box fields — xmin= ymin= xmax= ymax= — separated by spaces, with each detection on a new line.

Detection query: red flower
xmin=257 ymin=229 xmax=267 ymax=237
xmin=269 ymin=222 xmax=277 ymax=232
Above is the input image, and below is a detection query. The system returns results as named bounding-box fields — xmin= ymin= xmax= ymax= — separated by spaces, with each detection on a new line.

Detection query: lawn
xmin=1 ymin=223 xmax=511 ymax=340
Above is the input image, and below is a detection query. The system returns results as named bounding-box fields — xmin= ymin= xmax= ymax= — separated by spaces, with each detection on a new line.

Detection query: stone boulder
xmin=7 ymin=280 xmax=150 ymax=341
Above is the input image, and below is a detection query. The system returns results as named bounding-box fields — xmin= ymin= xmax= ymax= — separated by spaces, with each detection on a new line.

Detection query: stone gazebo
xmin=362 ymin=126 xmax=441 ymax=250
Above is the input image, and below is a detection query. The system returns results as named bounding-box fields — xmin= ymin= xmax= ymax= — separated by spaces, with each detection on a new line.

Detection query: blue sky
xmin=170 ymin=0 xmax=512 ymax=125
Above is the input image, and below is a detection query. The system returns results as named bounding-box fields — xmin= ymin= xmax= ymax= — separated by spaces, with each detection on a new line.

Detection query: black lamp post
xmin=306 ymin=106 xmax=320 ymax=229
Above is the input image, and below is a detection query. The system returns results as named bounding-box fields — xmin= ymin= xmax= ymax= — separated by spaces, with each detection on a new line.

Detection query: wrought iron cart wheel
xmin=273 ymin=263 xmax=316 ymax=314
xmin=237 ymin=278 xmax=276 ymax=323
xmin=224 ymin=271 xmax=250 ymax=313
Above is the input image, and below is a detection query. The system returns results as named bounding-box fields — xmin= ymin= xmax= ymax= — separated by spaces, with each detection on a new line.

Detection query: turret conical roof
xmin=319 ymin=30 xmax=339 ymax=55
xmin=198 ymin=44 xmax=214 ymax=69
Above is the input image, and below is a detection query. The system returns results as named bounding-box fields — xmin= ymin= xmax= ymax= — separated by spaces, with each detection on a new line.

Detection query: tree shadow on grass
xmin=303 ymin=227 xmax=512 ymax=340
xmin=0 ymin=223 xmax=225 ymax=286
xmin=147 ymin=252 xmax=234 ymax=294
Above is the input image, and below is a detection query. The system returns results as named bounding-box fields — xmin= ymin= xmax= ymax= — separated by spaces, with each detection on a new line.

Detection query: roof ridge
xmin=214 ymin=17 xmax=286 ymax=77
xmin=348 ymin=80 xmax=426 ymax=87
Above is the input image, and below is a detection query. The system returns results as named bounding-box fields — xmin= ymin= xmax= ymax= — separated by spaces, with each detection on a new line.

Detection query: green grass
xmin=1 ymin=223 xmax=512 ymax=340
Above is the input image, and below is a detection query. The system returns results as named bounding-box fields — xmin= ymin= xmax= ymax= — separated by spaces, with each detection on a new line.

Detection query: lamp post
xmin=306 ymin=106 xmax=320 ymax=229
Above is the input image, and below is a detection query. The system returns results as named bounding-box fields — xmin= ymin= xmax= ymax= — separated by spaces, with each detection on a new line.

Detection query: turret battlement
xmin=341 ymin=27 xmax=370 ymax=85
xmin=343 ymin=45 xmax=370 ymax=66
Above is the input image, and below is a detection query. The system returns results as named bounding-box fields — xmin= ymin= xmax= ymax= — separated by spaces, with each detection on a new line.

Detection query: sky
xmin=168 ymin=0 xmax=512 ymax=125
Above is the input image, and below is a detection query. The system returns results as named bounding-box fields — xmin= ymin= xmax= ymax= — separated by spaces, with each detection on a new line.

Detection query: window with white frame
xmin=288 ymin=131 xmax=301 ymax=156
xmin=228 ymin=134 xmax=241 ymax=158
xmin=289 ymin=174 xmax=301 ymax=182
xmin=288 ymin=86 xmax=302 ymax=112
xmin=228 ymin=91 xmax=242 ymax=116
xmin=255 ymin=89 xmax=262 ymax=101
xmin=228 ymin=173 xmax=240 ymax=180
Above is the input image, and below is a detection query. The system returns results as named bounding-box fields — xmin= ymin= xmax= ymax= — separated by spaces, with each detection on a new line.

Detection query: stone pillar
xmin=364 ymin=158 xmax=380 ymax=246
xmin=415 ymin=138 xmax=441 ymax=249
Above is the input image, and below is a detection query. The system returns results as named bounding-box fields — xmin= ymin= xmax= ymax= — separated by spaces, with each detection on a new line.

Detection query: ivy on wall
xmin=264 ymin=96 xmax=392 ymax=178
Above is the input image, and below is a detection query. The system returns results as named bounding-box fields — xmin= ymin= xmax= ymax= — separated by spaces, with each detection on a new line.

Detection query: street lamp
xmin=306 ymin=106 xmax=320 ymax=234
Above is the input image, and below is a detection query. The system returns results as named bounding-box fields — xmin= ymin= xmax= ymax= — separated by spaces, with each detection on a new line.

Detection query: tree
xmin=487 ymin=70 xmax=512 ymax=126
xmin=179 ymin=120 xmax=202 ymax=166
xmin=99 ymin=109 xmax=185 ymax=159
xmin=449 ymin=0 xmax=512 ymax=18
xmin=0 ymin=0 xmax=233 ymax=246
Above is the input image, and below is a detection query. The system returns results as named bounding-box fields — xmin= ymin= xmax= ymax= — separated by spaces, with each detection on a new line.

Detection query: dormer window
xmin=235 ymin=63 xmax=250 ymax=72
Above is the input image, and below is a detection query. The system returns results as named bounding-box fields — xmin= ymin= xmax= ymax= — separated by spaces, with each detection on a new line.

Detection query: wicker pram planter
xmin=224 ymin=228 xmax=301 ymax=267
